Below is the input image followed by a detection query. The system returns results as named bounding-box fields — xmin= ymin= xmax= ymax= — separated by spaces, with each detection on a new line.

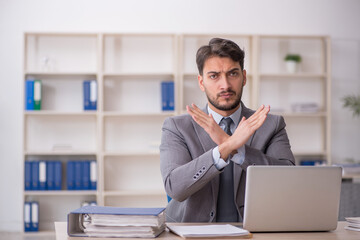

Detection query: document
xmin=167 ymin=224 xmax=251 ymax=238
xmin=345 ymin=217 xmax=360 ymax=232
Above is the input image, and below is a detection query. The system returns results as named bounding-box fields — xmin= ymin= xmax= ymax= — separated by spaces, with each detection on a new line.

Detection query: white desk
xmin=55 ymin=221 xmax=359 ymax=240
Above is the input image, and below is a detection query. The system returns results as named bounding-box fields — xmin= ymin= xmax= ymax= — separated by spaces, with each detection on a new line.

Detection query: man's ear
xmin=198 ymin=74 xmax=205 ymax=92
xmin=242 ymin=69 xmax=247 ymax=86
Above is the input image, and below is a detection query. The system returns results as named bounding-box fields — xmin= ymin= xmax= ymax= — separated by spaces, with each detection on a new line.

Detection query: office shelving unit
xmin=23 ymin=33 xmax=99 ymax=233
xmin=255 ymin=35 xmax=331 ymax=164
xmin=100 ymin=34 xmax=177 ymax=208
xmin=22 ymin=33 xmax=331 ymax=233
xmin=22 ymin=33 xmax=175 ymax=232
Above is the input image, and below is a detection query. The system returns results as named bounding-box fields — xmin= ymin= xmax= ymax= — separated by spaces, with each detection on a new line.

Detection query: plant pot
xmin=285 ymin=60 xmax=299 ymax=73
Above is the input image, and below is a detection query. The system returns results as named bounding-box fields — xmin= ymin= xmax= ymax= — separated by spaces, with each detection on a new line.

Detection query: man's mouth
xmin=218 ymin=91 xmax=235 ymax=99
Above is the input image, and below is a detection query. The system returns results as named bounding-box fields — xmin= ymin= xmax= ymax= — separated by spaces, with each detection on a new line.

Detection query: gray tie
xmin=216 ymin=117 xmax=238 ymax=222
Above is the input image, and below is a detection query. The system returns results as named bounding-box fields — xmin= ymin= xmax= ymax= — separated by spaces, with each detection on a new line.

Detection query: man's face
xmin=198 ymin=56 xmax=246 ymax=115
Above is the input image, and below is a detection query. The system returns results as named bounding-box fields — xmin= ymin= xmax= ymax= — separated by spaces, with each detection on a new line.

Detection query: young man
xmin=160 ymin=38 xmax=295 ymax=223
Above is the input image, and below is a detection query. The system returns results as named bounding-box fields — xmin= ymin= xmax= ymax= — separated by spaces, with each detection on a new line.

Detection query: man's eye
xmin=229 ymin=71 xmax=239 ymax=77
xmin=209 ymin=74 xmax=217 ymax=79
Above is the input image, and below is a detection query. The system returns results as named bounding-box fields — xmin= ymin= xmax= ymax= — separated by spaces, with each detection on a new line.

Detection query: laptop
xmin=243 ymin=166 xmax=342 ymax=232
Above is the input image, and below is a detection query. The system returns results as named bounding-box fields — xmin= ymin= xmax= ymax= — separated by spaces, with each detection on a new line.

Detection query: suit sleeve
xmin=160 ymin=117 xmax=220 ymax=202
xmin=241 ymin=115 xmax=295 ymax=169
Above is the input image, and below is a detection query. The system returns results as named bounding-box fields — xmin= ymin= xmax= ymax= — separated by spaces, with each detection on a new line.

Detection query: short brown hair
xmin=196 ymin=38 xmax=245 ymax=75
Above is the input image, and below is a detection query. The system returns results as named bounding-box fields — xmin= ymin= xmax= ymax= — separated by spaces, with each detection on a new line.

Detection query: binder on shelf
xmin=25 ymin=79 xmax=34 ymax=110
xmin=67 ymin=206 xmax=166 ymax=237
xmin=38 ymin=161 xmax=47 ymax=190
xmin=67 ymin=161 xmax=75 ymax=190
xmin=33 ymin=79 xmax=42 ymax=110
xmin=168 ymin=81 xmax=175 ymax=111
xmin=54 ymin=161 xmax=62 ymax=190
xmin=24 ymin=202 xmax=31 ymax=232
xmin=31 ymin=202 xmax=39 ymax=232
xmin=46 ymin=161 xmax=55 ymax=190
xmin=161 ymin=81 xmax=174 ymax=111
xmin=83 ymin=80 xmax=97 ymax=111
xmin=31 ymin=161 xmax=39 ymax=190
xmin=25 ymin=161 xmax=32 ymax=190
xmin=90 ymin=160 xmax=97 ymax=190
xmin=67 ymin=160 xmax=96 ymax=190
xmin=300 ymin=159 xmax=325 ymax=166
xmin=161 ymin=81 xmax=168 ymax=111
xmin=82 ymin=161 xmax=90 ymax=190
xmin=74 ymin=161 xmax=83 ymax=190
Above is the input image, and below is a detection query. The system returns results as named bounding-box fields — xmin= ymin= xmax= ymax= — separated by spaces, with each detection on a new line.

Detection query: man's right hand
xmin=186 ymin=103 xmax=229 ymax=145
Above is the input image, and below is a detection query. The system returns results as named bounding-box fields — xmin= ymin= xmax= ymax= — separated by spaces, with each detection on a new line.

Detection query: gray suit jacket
xmin=160 ymin=103 xmax=295 ymax=222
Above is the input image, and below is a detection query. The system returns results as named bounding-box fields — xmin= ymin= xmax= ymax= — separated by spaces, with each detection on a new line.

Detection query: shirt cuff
xmin=231 ymin=145 xmax=246 ymax=165
xmin=212 ymin=146 xmax=230 ymax=170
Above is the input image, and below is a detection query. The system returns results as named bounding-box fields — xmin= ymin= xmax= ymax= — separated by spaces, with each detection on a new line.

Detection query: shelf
xmin=103 ymin=72 xmax=174 ymax=78
xmin=259 ymin=34 xmax=327 ymax=40
xmin=24 ymin=111 xmax=97 ymax=116
xmin=259 ymin=73 xmax=327 ymax=78
xmin=103 ymin=189 xmax=166 ymax=197
xmin=104 ymin=151 xmax=160 ymax=157
xmin=24 ymin=190 xmax=98 ymax=196
xmin=271 ymin=111 xmax=327 ymax=117
xmin=292 ymin=151 xmax=327 ymax=156
xmin=24 ymin=151 xmax=97 ymax=156
xmin=25 ymin=71 xmax=97 ymax=76
xmin=25 ymin=32 xmax=98 ymax=37
xmin=103 ymin=111 xmax=175 ymax=117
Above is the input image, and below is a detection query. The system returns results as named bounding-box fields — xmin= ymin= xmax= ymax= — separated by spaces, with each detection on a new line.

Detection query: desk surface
xmin=55 ymin=221 xmax=359 ymax=240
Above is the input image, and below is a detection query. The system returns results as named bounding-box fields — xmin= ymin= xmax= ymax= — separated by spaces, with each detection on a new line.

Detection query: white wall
xmin=1 ymin=0 xmax=359 ymax=231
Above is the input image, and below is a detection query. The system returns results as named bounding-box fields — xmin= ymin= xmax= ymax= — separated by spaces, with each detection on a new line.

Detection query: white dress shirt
xmin=208 ymin=106 xmax=246 ymax=170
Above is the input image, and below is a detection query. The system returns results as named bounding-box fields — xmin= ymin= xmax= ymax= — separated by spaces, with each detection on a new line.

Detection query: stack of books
xmin=68 ymin=206 xmax=166 ymax=238
xmin=345 ymin=217 xmax=360 ymax=232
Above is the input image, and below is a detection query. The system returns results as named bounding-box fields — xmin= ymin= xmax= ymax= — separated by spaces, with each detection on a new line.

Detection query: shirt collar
xmin=207 ymin=104 xmax=242 ymax=126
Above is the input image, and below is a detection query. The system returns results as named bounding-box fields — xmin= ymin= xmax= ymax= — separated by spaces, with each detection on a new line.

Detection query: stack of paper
xmin=291 ymin=103 xmax=319 ymax=113
xmin=345 ymin=217 xmax=360 ymax=232
xmin=68 ymin=206 xmax=166 ymax=238
xmin=167 ymin=224 xmax=251 ymax=239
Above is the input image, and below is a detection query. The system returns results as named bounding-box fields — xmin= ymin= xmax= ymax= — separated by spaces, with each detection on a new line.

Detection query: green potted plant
xmin=342 ymin=94 xmax=360 ymax=117
xmin=284 ymin=54 xmax=302 ymax=73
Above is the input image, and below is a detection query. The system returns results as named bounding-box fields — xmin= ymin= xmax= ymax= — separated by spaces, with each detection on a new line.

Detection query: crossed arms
xmin=187 ymin=104 xmax=270 ymax=160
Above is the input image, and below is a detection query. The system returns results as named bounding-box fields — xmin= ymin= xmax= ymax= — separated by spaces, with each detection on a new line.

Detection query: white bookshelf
xmin=255 ymin=35 xmax=331 ymax=165
xmin=100 ymin=33 xmax=176 ymax=211
xmin=22 ymin=32 xmax=332 ymax=233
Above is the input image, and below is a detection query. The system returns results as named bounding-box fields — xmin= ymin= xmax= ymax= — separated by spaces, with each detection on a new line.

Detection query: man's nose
xmin=219 ymin=74 xmax=231 ymax=89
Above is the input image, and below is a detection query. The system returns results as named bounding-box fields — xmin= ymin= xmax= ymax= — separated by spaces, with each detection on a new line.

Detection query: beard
xmin=205 ymin=88 xmax=242 ymax=111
